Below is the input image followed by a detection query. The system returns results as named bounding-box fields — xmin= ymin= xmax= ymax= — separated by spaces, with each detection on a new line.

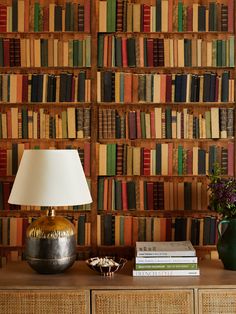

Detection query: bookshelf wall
xmin=0 ymin=0 xmax=235 ymax=263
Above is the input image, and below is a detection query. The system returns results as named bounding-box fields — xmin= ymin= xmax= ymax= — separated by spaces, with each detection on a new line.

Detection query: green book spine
xmin=110 ymin=143 xmax=116 ymax=175
xmin=216 ymin=40 xmax=222 ymax=67
xmin=78 ymin=40 xmax=83 ymax=67
xmin=221 ymin=40 xmax=226 ymax=67
xmin=178 ymin=2 xmax=183 ymax=32
xmin=68 ymin=41 xmax=73 ymax=67
xmin=135 ymin=263 xmax=198 ymax=270
xmin=107 ymin=0 xmax=116 ymax=32
xmin=73 ymin=40 xmax=79 ymax=67
xmin=85 ymin=37 xmax=91 ymax=67
xmin=61 ymin=111 xmax=68 ymax=138
xmin=212 ymin=40 xmax=217 ymax=67
xmin=178 ymin=145 xmax=183 ymax=175
xmin=106 ymin=144 xmax=112 ymax=175
xmin=140 ymin=111 xmax=146 ymax=138
xmin=97 ymin=35 xmax=104 ymax=67
xmin=98 ymin=178 xmax=104 ymax=210
xmin=205 ymin=111 xmax=211 ymax=139
xmin=34 ymin=3 xmax=40 ymax=32
xmin=70 ymin=4 xmax=74 ymax=31
xmin=229 ymin=37 xmax=235 ymax=67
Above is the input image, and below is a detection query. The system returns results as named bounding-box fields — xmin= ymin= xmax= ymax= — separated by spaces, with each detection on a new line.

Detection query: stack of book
xmin=133 ymin=241 xmax=200 ymax=277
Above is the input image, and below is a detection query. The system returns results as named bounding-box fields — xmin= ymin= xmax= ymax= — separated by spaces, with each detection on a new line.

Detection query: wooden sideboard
xmin=0 ymin=260 xmax=236 ymax=314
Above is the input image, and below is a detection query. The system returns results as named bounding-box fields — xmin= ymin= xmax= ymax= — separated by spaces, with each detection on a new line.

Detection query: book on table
xmin=133 ymin=241 xmax=199 ymax=277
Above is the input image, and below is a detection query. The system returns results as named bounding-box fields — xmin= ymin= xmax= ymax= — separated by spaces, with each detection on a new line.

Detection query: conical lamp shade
xmin=8 ymin=149 xmax=92 ymax=207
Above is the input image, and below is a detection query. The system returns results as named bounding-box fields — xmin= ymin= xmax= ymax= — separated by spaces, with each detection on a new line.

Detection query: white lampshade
xmin=8 ymin=150 xmax=92 ymax=207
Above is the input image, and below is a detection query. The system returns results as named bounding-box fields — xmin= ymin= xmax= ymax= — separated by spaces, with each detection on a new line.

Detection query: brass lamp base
xmin=25 ymin=208 xmax=76 ymax=274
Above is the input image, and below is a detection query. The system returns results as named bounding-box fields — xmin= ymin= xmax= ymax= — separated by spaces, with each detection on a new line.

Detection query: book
xmin=135 ymin=256 xmax=198 ymax=264
xmin=136 ymin=241 xmax=196 ymax=257
xmin=135 ymin=263 xmax=198 ymax=270
xmin=132 ymin=268 xmax=200 ymax=276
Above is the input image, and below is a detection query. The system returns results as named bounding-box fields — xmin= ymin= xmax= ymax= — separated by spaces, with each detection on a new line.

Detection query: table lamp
xmin=8 ymin=150 xmax=92 ymax=274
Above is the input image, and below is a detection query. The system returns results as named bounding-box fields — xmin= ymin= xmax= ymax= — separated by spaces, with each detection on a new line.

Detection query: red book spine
xmin=84 ymin=142 xmax=91 ymax=177
xmin=146 ymin=182 xmax=154 ymax=210
xmin=146 ymin=39 xmax=153 ymax=67
xmin=116 ymin=0 xmax=123 ymax=32
xmin=166 ymin=217 xmax=172 ymax=241
xmin=168 ymin=0 xmax=173 ymax=32
xmin=122 ymin=37 xmax=127 ymax=67
xmin=186 ymin=6 xmax=193 ymax=32
xmin=0 ymin=149 xmax=7 ymax=176
xmin=3 ymin=38 xmax=10 ymax=67
xmin=143 ymin=148 xmax=150 ymax=176
xmin=143 ymin=4 xmax=150 ymax=32
xmin=128 ymin=111 xmax=136 ymax=139
xmin=136 ymin=109 xmax=141 ymax=139
xmin=3 ymin=182 xmax=10 ymax=210
xmin=187 ymin=149 xmax=193 ymax=175
xmin=124 ymin=216 xmax=132 ymax=245
xmin=165 ymin=74 xmax=172 ymax=102
xmin=43 ymin=6 xmax=49 ymax=32
xmin=121 ymin=181 xmax=128 ymax=210
xmin=0 ymin=5 xmax=7 ymax=32
xmin=24 ymin=0 xmax=29 ymax=32
xmin=22 ymin=75 xmax=28 ymax=102
xmin=84 ymin=0 xmax=90 ymax=33
xmin=228 ymin=142 xmax=234 ymax=176
xmin=228 ymin=0 xmax=234 ymax=32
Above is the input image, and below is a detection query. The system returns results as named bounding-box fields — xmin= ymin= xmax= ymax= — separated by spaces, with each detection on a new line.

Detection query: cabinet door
xmin=198 ymin=289 xmax=236 ymax=314
xmin=0 ymin=290 xmax=90 ymax=314
xmin=92 ymin=289 xmax=194 ymax=314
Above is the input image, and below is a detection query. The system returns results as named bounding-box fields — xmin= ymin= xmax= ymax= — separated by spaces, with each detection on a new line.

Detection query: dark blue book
xmin=221 ymin=71 xmax=229 ymax=102
xmin=174 ymin=74 xmax=182 ymax=102
xmin=127 ymin=37 xmax=136 ymax=67
xmin=103 ymin=71 xmax=112 ymax=102
xmin=156 ymin=143 xmax=162 ymax=175
xmin=191 ymin=218 xmax=200 ymax=245
xmin=209 ymin=73 xmax=216 ymax=102
xmin=115 ymin=37 xmax=122 ymax=67
xmin=175 ymin=218 xmax=187 ymax=241
xmin=184 ymin=182 xmax=192 ymax=210
xmin=78 ymin=71 xmax=86 ymax=102
xmin=198 ymin=149 xmax=206 ymax=175
xmin=203 ymin=73 xmax=211 ymax=102
xmin=180 ymin=74 xmax=187 ymax=102
xmin=198 ymin=5 xmax=206 ymax=31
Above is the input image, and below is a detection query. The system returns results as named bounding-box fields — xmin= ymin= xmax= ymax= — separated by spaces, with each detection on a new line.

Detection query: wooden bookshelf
xmin=0 ymin=0 xmax=235 ymax=263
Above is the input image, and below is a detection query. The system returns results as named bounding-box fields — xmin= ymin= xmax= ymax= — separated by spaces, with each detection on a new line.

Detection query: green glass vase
xmin=217 ymin=218 xmax=236 ymax=270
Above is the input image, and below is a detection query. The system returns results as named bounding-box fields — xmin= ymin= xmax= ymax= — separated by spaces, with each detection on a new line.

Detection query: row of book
xmin=0 ymin=215 xmax=91 ymax=247
xmin=0 ymin=143 xmax=91 ymax=178
xmin=98 ymin=178 xmax=210 ymax=211
xmin=97 ymin=71 xmax=234 ymax=103
xmin=99 ymin=107 xmax=234 ymax=140
xmin=0 ymin=1 xmax=90 ymax=32
xmin=98 ymin=35 xmax=235 ymax=68
xmin=0 ymin=37 xmax=91 ymax=68
xmin=97 ymin=214 xmax=218 ymax=246
xmin=98 ymin=143 xmax=234 ymax=176
xmin=133 ymin=241 xmax=199 ymax=277
xmin=0 ymin=72 xmax=91 ymax=103
xmin=99 ymin=0 xmax=234 ymax=33
xmin=0 ymin=179 xmax=91 ymax=212
xmin=0 ymin=107 xmax=91 ymax=140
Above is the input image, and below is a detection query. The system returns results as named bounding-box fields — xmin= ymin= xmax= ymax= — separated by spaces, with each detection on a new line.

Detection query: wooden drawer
xmin=0 ymin=290 xmax=90 ymax=314
xmin=92 ymin=289 xmax=194 ymax=314
xmin=198 ymin=289 xmax=236 ymax=314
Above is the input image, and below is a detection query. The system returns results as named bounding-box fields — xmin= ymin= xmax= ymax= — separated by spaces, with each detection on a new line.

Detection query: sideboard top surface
xmin=0 ymin=260 xmax=236 ymax=290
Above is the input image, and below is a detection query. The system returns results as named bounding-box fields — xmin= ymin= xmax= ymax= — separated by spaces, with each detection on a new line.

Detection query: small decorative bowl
xmin=86 ymin=256 xmax=127 ymax=276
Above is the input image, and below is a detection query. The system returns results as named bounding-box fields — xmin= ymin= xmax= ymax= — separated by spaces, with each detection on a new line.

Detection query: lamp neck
xmin=47 ymin=207 xmax=55 ymax=217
